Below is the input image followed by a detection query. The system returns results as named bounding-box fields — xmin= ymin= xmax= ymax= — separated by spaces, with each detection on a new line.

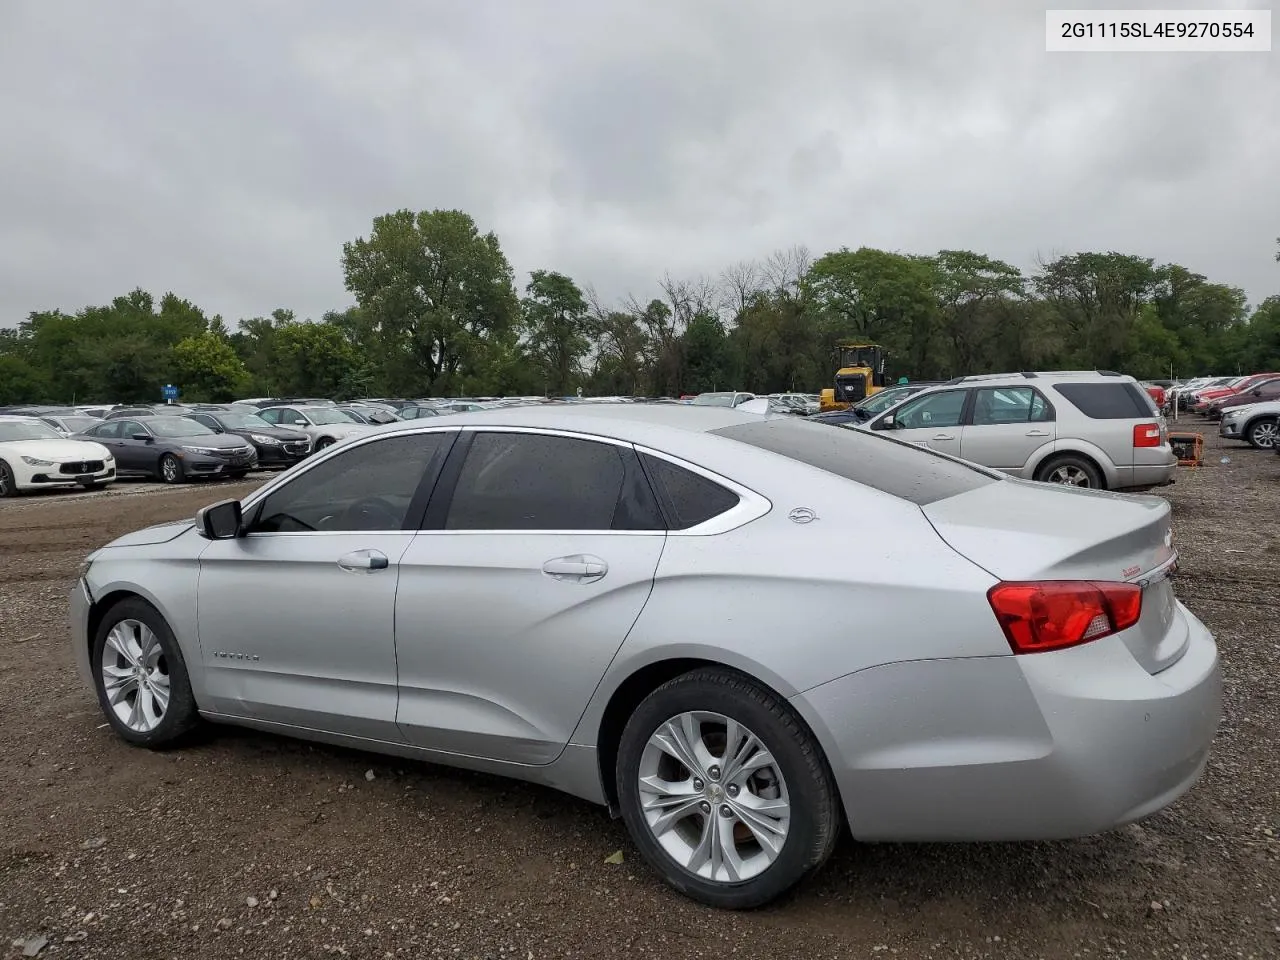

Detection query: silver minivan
xmin=862 ymin=371 xmax=1175 ymax=490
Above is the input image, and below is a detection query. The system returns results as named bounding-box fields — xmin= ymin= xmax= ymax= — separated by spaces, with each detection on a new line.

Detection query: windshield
xmin=712 ymin=416 xmax=998 ymax=506
xmin=148 ymin=417 xmax=215 ymax=438
xmin=218 ymin=413 xmax=273 ymax=430
xmin=855 ymin=386 xmax=917 ymax=415
xmin=304 ymin=407 xmax=358 ymax=425
xmin=55 ymin=416 xmax=100 ymax=432
xmin=0 ymin=420 xmax=64 ymax=442
xmin=692 ymin=393 xmax=735 ymax=407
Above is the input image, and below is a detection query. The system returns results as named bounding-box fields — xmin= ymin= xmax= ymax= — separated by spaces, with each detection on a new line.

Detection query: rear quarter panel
xmin=568 ymin=458 xmax=1004 ymax=747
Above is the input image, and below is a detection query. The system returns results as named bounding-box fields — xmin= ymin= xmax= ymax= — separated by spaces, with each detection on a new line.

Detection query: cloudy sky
xmin=1 ymin=0 xmax=1276 ymax=327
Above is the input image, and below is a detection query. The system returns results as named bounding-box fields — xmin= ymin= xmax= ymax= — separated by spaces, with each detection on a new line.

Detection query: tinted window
xmin=257 ymin=408 xmax=282 ymax=424
xmin=188 ymin=414 xmax=218 ymax=430
xmin=251 ymin=433 xmax=448 ymax=533
xmin=148 ymin=417 xmax=214 ymax=438
xmin=641 ymin=455 xmax=741 ymax=529
xmin=1052 ymin=383 xmax=1152 ymax=419
xmin=119 ymin=420 xmax=147 ymax=438
xmin=971 ymin=387 xmax=1054 ymax=426
xmin=445 ymin=432 xmax=663 ymax=531
xmin=90 ymin=421 xmax=121 ymax=439
xmin=891 ymin=389 xmax=967 ymax=429
xmin=710 ymin=418 xmax=998 ymax=506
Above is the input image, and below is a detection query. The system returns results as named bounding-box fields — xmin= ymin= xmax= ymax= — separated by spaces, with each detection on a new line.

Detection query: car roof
xmin=361 ymin=400 xmax=783 ymax=444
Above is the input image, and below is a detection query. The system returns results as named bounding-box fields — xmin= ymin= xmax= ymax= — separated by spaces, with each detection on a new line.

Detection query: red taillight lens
xmin=987 ymin=581 xmax=1143 ymax=654
xmin=1133 ymin=422 xmax=1161 ymax=447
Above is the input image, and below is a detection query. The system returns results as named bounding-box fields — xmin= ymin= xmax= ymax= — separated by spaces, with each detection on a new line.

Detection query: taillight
xmin=1133 ymin=422 xmax=1161 ymax=447
xmin=987 ymin=581 xmax=1143 ymax=654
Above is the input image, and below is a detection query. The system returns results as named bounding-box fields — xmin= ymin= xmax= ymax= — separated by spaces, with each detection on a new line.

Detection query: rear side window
xmin=1052 ymin=383 xmax=1154 ymax=419
xmin=641 ymin=454 xmax=740 ymax=529
xmin=710 ymin=418 xmax=998 ymax=506
xmin=444 ymin=432 xmax=664 ymax=531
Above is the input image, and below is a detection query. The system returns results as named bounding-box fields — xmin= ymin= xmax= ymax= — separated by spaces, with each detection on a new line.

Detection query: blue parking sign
xmin=162 ymin=384 xmax=179 ymax=401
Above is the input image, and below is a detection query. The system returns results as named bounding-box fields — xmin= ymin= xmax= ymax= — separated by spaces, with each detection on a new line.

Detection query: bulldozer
xmin=819 ymin=343 xmax=890 ymax=412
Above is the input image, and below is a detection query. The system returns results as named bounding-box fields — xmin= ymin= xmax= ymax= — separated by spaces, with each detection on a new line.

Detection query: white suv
xmin=862 ymin=371 xmax=1175 ymax=490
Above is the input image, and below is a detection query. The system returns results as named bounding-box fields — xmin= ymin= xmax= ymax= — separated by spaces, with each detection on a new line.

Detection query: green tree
xmin=521 ymin=270 xmax=590 ymax=395
xmin=171 ymin=331 xmax=250 ymax=401
xmin=341 ymin=209 xmax=519 ymax=395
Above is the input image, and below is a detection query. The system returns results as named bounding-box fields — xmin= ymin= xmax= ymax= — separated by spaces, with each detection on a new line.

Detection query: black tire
xmin=159 ymin=453 xmax=184 ymax=484
xmin=315 ymin=437 xmax=335 ymax=451
xmin=1035 ymin=453 xmax=1103 ymax=489
xmin=1245 ymin=416 xmax=1278 ymax=450
xmin=0 ymin=459 xmax=18 ymax=498
xmin=616 ymin=668 xmax=841 ymax=909
xmin=90 ymin=597 xmax=199 ymax=747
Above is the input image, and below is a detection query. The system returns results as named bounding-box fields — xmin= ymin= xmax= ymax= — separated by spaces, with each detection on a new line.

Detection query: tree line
xmin=2 ymin=209 xmax=1278 ymax=405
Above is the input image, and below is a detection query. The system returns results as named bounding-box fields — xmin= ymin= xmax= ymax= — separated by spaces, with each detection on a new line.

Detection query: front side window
xmin=250 ymin=433 xmax=449 ymax=533
xmin=89 ymin=421 xmax=121 ymax=439
xmin=891 ymin=390 xmax=967 ymax=429
xmin=971 ymin=387 xmax=1054 ymax=426
xmin=444 ymin=432 xmax=663 ymax=531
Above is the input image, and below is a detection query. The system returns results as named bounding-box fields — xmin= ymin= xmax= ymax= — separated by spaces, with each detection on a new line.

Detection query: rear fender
xmin=1028 ymin=439 xmax=1118 ymax=487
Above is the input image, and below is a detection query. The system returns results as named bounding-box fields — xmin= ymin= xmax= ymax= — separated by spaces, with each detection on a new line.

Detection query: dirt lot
xmin=1 ymin=436 xmax=1277 ymax=960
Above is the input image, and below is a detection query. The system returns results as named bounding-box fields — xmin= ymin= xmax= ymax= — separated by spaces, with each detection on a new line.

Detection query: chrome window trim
xmin=236 ymin=423 xmax=772 ymax=539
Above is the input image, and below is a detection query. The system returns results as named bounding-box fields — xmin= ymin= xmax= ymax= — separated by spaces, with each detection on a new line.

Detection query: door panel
xmin=114 ymin=420 xmax=151 ymax=472
xmin=881 ymin=388 xmax=968 ymax=457
xmin=961 ymin=387 xmax=1057 ymax=472
xmin=393 ymin=531 xmax=665 ymax=763
xmin=196 ymin=532 xmax=413 ymax=740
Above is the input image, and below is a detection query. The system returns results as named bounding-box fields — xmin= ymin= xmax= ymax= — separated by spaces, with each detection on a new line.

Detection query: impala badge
xmin=789 ymin=507 xmax=818 ymax=524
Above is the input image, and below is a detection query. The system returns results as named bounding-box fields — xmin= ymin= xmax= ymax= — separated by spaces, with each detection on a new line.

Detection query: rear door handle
xmin=542 ymin=554 xmax=608 ymax=583
xmin=1026 ymin=429 xmax=1051 ymax=437
xmin=337 ymin=549 xmax=390 ymax=573
xmin=931 ymin=434 xmax=954 ymax=441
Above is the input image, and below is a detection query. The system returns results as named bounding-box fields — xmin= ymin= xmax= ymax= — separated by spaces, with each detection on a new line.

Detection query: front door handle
xmin=337 ymin=549 xmax=389 ymax=573
xmin=931 ymin=434 xmax=954 ymax=441
xmin=542 ymin=554 xmax=608 ymax=583
xmin=1026 ymin=429 xmax=1051 ymax=437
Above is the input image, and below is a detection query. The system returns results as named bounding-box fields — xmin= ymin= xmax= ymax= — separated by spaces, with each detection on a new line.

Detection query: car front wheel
xmin=1246 ymin=416 xmax=1278 ymax=449
xmin=91 ymin=598 xmax=199 ymax=747
xmin=0 ymin=459 xmax=17 ymax=497
xmin=616 ymin=668 xmax=841 ymax=909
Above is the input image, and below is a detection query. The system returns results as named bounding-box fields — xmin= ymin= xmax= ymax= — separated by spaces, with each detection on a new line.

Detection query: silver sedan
xmin=69 ymin=404 xmax=1221 ymax=908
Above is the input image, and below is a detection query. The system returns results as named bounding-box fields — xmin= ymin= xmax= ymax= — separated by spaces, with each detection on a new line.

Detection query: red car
xmin=1192 ymin=374 xmax=1280 ymax=412
xmin=1142 ymin=384 xmax=1166 ymax=409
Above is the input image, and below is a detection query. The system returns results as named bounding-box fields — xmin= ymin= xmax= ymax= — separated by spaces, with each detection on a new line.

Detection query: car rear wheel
xmin=91 ymin=598 xmax=198 ymax=747
xmin=616 ymin=668 xmax=841 ymax=909
xmin=1246 ymin=417 xmax=1278 ymax=449
xmin=1036 ymin=454 xmax=1103 ymax=489
xmin=0 ymin=459 xmax=17 ymax=498
xmin=315 ymin=437 xmax=335 ymax=451
xmin=159 ymin=453 xmax=184 ymax=484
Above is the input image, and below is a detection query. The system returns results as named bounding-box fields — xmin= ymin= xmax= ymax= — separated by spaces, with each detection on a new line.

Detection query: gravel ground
xmin=1 ymin=435 xmax=1277 ymax=960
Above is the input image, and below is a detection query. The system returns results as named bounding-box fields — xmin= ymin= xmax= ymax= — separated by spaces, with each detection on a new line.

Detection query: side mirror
xmin=131 ymin=432 xmax=151 ymax=441
xmin=196 ymin=499 xmax=244 ymax=540
xmin=874 ymin=415 xmax=896 ymax=431
xmin=1251 ymin=388 xmax=1261 ymax=396
xmin=293 ymin=419 xmax=308 ymax=426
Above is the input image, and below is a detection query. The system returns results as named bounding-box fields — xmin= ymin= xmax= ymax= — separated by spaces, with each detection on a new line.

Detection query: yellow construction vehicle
xmin=819 ymin=343 xmax=889 ymax=412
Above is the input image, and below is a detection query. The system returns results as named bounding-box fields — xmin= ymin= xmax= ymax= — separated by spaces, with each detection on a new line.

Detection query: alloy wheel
xmin=1046 ymin=464 xmax=1091 ymax=486
xmin=637 ymin=711 xmax=791 ymax=883
xmin=162 ymin=457 xmax=179 ymax=482
xmin=100 ymin=619 xmax=171 ymax=733
xmin=0 ymin=463 xmax=12 ymax=496
xmin=1251 ymin=420 xmax=1278 ymax=448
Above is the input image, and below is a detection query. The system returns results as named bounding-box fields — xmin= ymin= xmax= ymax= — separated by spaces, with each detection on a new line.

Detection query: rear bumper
xmin=793 ymin=602 xmax=1220 ymax=842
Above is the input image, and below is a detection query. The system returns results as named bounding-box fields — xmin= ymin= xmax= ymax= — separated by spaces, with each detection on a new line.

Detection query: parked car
xmin=1218 ymin=400 xmax=1280 ymax=449
xmin=1190 ymin=374 xmax=1280 ymax=413
xmin=255 ymin=404 xmax=377 ymax=450
xmin=395 ymin=404 xmax=449 ymax=420
xmin=691 ymin=391 xmax=757 ymax=408
xmin=185 ymin=410 xmax=312 ymax=468
xmin=336 ymin=404 xmax=402 ymax=425
xmin=1204 ymin=377 xmax=1280 ymax=420
xmin=70 ymin=404 xmax=1219 ymax=908
xmin=74 ymin=415 xmax=257 ymax=483
xmin=810 ymin=381 xmax=944 ymax=426
xmin=0 ymin=415 xmax=116 ymax=496
xmin=38 ymin=413 xmax=104 ymax=436
xmin=861 ymin=371 xmax=1174 ymax=490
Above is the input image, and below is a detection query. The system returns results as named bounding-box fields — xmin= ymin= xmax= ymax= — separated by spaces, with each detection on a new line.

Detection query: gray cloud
xmin=1 ymin=0 xmax=1276 ymax=328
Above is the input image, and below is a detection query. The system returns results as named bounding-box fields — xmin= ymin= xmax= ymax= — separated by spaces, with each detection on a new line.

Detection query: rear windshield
xmin=710 ymin=417 xmax=999 ymax=506
xmin=1052 ymin=382 xmax=1155 ymax=419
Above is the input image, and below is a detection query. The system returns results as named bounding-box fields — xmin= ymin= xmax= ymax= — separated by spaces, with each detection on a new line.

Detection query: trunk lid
xmin=923 ymin=479 xmax=1184 ymax=674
